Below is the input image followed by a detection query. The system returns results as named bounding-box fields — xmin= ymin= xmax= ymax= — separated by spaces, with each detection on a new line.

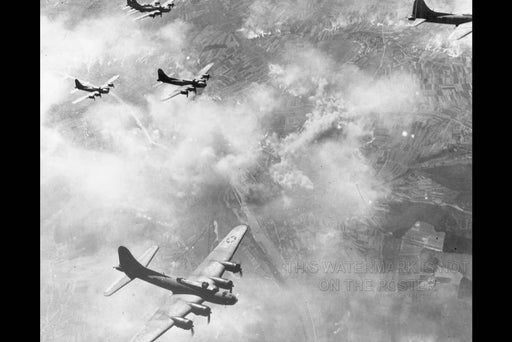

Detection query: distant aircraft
xmin=408 ymin=0 xmax=472 ymax=40
xmin=71 ymin=75 xmax=119 ymax=104
xmin=123 ymin=0 xmax=176 ymax=21
xmin=105 ymin=224 xmax=248 ymax=341
xmin=157 ymin=62 xmax=214 ymax=101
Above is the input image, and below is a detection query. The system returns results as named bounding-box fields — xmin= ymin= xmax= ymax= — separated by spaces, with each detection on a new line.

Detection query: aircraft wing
xmin=195 ymin=63 xmax=214 ymax=79
xmin=72 ymin=93 xmax=93 ymax=104
xmin=191 ymin=224 xmax=248 ymax=279
xmin=134 ymin=10 xmax=160 ymax=21
xmin=100 ymin=74 xmax=120 ymax=88
xmin=129 ymin=294 xmax=203 ymax=342
xmin=161 ymin=85 xmax=192 ymax=101
xmin=410 ymin=18 xmax=426 ymax=27
xmin=450 ymin=23 xmax=472 ymax=40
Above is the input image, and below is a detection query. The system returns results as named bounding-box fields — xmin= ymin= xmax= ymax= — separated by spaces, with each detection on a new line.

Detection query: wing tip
xmin=233 ymin=224 xmax=249 ymax=235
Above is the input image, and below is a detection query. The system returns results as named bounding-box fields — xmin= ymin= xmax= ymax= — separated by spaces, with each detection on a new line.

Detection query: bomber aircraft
xmin=408 ymin=0 xmax=472 ymax=40
xmin=71 ymin=75 xmax=119 ymax=104
xmin=123 ymin=0 xmax=176 ymax=20
xmin=157 ymin=62 xmax=214 ymax=101
xmin=104 ymin=224 xmax=248 ymax=341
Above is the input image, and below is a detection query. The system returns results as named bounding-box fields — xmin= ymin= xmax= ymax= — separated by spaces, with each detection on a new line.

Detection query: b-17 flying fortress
xmin=157 ymin=63 xmax=214 ymax=100
xmin=408 ymin=0 xmax=472 ymax=40
xmin=124 ymin=0 xmax=176 ymax=21
xmin=71 ymin=75 xmax=120 ymax=104
xmin=105 ymin=225 xmax=248 ymax=342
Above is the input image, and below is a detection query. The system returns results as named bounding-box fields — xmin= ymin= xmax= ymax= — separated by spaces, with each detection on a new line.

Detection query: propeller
xmin=191 ymin=326 xmax=195 ymax=336
xmin=207 ymin=312 xmax=211 ymax=324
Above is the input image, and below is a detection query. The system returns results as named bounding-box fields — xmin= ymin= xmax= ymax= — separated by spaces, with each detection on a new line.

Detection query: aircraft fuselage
xmin=131 ymin=267 xmax=238 ymax=305
xmin=409 ymin=13 xmax=472 ymax=26
xmin=79 ymin=86 xmax=110 ymax=94
xmin=138 ymin=5 xmax=172 ymax=13
xmin=159 ymin=79 xmax=206 ymax=88
xmin=81 ymin=87 xmax=110 ymax=94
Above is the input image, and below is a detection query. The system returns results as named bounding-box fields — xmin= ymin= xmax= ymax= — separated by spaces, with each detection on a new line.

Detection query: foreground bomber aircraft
xmin=408 ymin=0 xmax=472 ymax=40
xmin=157 ymin=62 xmax=214 ymax=101
xmin=123 ymin=0 xmax=176 ymax=21
xmin=105 ymin=224 xmax=248 ymax=341
xmin=71 ymin=75 xmax=119 ymax=104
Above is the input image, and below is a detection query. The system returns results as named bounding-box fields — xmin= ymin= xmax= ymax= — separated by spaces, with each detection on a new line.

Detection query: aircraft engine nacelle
xmin=107 ymin=83 xmax=115 ymax=88
xmin=180 ymin=90 xmax=189 ymax=97
xmin=189 ymin=303 xmax=211 ymax=317
xmin=201 ymin=74 xmax=210 ymax=80
xmin=219 ymin=261 xmax=242 ymax=274
xmin=171 ymin=317 xmax=194 ymax=333
xmin=209 ymin=277 xmax=234 ymax=291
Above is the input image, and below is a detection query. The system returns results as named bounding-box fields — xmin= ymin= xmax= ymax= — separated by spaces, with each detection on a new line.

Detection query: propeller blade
xmin=207 ymin=313 xmax=210 ymax=324
xmin=240 ymin=268 xmax=243 ymax=277
xmin=191 ymin=327 xmax=194 ymax=336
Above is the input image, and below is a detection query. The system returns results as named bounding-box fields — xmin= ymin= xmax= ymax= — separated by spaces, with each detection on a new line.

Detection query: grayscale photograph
xmin=41 ymin=0 xmax=472 ymax=341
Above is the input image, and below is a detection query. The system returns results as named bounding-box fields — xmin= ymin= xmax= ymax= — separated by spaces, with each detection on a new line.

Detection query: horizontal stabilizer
xmin=104 ymin=273 xmax=133 ymax=296
xmin=104 ymin=245 xmax=159 ymax=296
xmin=410 ymin=18 xmax=426 ymax=27
xmin=137 ymin=245 xmax=160 ymax=267
xmin=449 ymin=25 xmax=472 ymax=40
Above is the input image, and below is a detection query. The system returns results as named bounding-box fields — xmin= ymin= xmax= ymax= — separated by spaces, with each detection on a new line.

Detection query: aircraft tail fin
xmin=103 ymin=246 xmax=159 ymax=296
xmin=74 ymin=79 xmax=85 ymax=89
xmin=157 ymin=68 xmax=171 ymax=82
xmin=410 ymin=0 xmax=435 ymax=20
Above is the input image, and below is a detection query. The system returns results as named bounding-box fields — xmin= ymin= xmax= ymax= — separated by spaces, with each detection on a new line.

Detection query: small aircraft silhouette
xmin=123 ymin=0 xmax=176 ymax=21
xmin=157 ymin=63 xmax=214 ymax=101
xmin=70 ymin=75 xmax=119 ymax=104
